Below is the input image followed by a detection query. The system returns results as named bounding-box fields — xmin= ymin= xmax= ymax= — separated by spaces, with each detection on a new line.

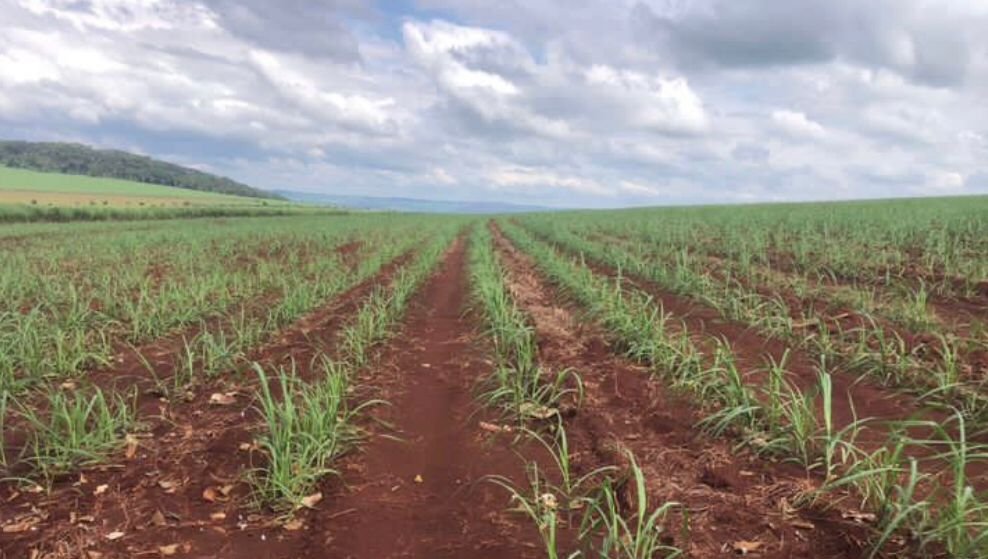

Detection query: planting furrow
xmin=490 ymin=222 xmax=874 ymax=558
xmin=543 ymin=220 xmax=988 ymax=414
xmin=289 ymin=235 xmax=546 ymax=559
xmin=524 ymin=220 xmax=988 ymax=426
xmin=517 ymin=223 xmax=927 ymax=440
xmin=0 ymin=235 xmax=412 ymax=474
xmin=0 ymin=234 xmax=428 ymax=557
xmin=750 ymin=245 xmax=988 ymax=307
xmin=746 ymin=249 xmax=988 ymax=322
xmin=501 ymin=220 xmax=988 ymax=557
xmin=622 ymin=237 xmax=987 ymax=371
xmin=0 ymin=221 xmax=368 ymax=392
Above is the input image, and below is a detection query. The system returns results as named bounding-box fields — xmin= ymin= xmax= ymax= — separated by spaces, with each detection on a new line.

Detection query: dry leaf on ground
xmin=731 ymin=540 xmax=763 ymax=555
xmin=301 ymin=492 xmax=323 ymax=508
xmin=150 ymin=510 xmax=168 ymax=527
xmin=2 ymin=517 xmax=40 ymax=533
xmin=479 ymin=421 xmax=513 ymax=433
xmin=209 ymin=392 xmax=237 ymax=405
xmin=125 ymin=434 xmax=140 ymax=459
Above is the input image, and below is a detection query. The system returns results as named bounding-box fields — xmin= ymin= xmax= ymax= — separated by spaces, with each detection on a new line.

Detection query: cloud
xmin=618 ymin=180 xmax=665 ymax=197
xmin=583 ymin=66 xmax=708 ymax=134
xmin=246 ymin=49 xmax=404 ymax=136
xmin=771 ymin=110 xmax=827 ymax=140
xmin=731 ymin=143 xmax=770 ymax=164
xmin=488 ymin=165 xmax=611 ymax=196
xmin=403 ymin=20 xmax=573 ymax=139
xmin=923 ymin=170 xmax=966 ymax=193
xmin=1 ymin=0 xmax=986 ymax=208
xmin=861 ymin=102 xmax=944 ymax=144
xmin=631 ymin=0 xmax=988 ymax=86
xmin=202 ymin=0 xmax=365 ymax=61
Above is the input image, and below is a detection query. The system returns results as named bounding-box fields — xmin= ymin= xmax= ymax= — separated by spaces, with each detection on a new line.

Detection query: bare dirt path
xmin=297 ymin=237 xmax=541 ymax=559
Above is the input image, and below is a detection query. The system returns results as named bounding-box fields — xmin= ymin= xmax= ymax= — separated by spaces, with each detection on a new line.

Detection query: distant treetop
xmin=0 ymin=140 xmax=284 ymax=201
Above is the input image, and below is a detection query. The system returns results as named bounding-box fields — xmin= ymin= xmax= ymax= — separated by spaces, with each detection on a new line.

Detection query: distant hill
xmin=274 ymin=191 xmax=552 ymax=214
xmin=0 ymin=141 xmax=282 ymax=200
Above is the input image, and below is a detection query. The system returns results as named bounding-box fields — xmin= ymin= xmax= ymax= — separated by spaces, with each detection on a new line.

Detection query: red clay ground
xmin=294 ymin=237 xmax=543 ymax=558
xmin=519 ymin=224 xmax=988 ymax=495
xmin=0 ymin=238 xmax=547 ymax=559
xmin=6 ymin=224 xmax=973 ymax=558
xmin=493 ymin=224 xmax=879 ymax=558
xmin=533 ymin=228 xmax=927 ymax=435
xmin=0 ymin=247 xmax=415 ymax=558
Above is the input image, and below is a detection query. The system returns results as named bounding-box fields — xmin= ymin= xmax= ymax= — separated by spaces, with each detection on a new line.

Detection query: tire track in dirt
xmin=492 ymin=224 xmax=876 ymax=559
xmin=292 ymin=236 xmax=544 ymax=559
xmin=0 ymin=247 xmax=417 ymax=559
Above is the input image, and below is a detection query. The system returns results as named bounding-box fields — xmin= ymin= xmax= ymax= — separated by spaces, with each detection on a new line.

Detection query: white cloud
xmin=247 ymin=49 xmax=403 ymax=136
xmin=429 ymin=167 xmax=458 ymax=185
xmin=584 ymin=66 xmax=708 ymax=134
xmin=488 ymin=166 xmax=611 ymax=196
xmin=0 ymin=47 xmax=59 ymax=85
xmin=2 ymin=0 xmax=987 ymax=207
xmin=403 ymin=20 xmax=573 ymax=140
xmin=19 ymin=0 xmax=216 ymax=32
xmin=771 ymin=110 xmax=827 ymax=140
xmin=924 ymin=170 xmax=966 ymax=192
xmin=862 ymin=102 xmax=944 ymax=144
xmin=618 ymin=180 xmax=665 ymax=197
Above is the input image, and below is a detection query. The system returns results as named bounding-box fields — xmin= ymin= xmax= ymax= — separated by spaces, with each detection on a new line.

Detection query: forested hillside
xmin=0 ymin=141 xmax=283 ymax=200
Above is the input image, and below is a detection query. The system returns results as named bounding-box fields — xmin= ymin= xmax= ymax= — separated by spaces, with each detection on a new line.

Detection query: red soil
xmin=292 ymin=237 xmax=543 ymax=558
xmin=492 ymin=227 xmax=877 ymax=558
xmin=518 ymin=224 xmax=988 ymax=489
xmin=759 ymin=249 xmax=988 ymax=325
xmin=0 ymin=248 xmax=416 ymax=558
xmin=581 ymin=254 xmax=924 ymax=437
xmin=0 ymin=239 xmax=547 ymax=559
xmin=334 ymin=240 xmax=364 ymax=270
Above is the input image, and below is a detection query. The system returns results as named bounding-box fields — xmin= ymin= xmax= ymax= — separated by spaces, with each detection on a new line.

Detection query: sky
xmin=1 ymin=0 xmax=987 ymax=208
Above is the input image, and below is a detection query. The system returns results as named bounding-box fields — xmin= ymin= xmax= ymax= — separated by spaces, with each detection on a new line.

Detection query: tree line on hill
xmin=0 ymin=140 xmax=283 ymax=200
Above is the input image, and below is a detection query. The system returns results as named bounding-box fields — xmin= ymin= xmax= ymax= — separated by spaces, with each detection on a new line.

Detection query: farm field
xmin=0 ymin=166 xmax=283 ymax=209
xmin=2 ymin=197 xmax=988 ymax=559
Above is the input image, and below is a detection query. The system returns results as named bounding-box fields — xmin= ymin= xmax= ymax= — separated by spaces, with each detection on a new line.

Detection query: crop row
xmin=0 ymin=217 xmax=461 ymax=486
xmin=499 ymin=219 xmax=988 ymax=558
xmin=554 ymin=198 xmax=988 ymax=298
xmin=0 ymin=215 xmax=431 ymax=394
xmin=469 ymin=225 xmax=682 ymax=558
xmin=519 ymin=218 xmax=988 ymax=424
xmin=251 ymin=221 xmax=463 ymax=511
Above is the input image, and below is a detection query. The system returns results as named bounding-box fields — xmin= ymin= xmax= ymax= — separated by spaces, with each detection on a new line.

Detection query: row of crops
xmin=493 ymin=197 xmax=988 ymax=558
xmin=0 ymin=215 xmax=461 ymax=482
xmin=2 ymin=197 xmax=988 ymax=558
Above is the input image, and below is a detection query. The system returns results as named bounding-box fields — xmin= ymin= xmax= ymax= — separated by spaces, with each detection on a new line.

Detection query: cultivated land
xmin=0 ymin=166 xmax=280 ymax=208
xmin=2 ymin=196 xmax=988 ymax=558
